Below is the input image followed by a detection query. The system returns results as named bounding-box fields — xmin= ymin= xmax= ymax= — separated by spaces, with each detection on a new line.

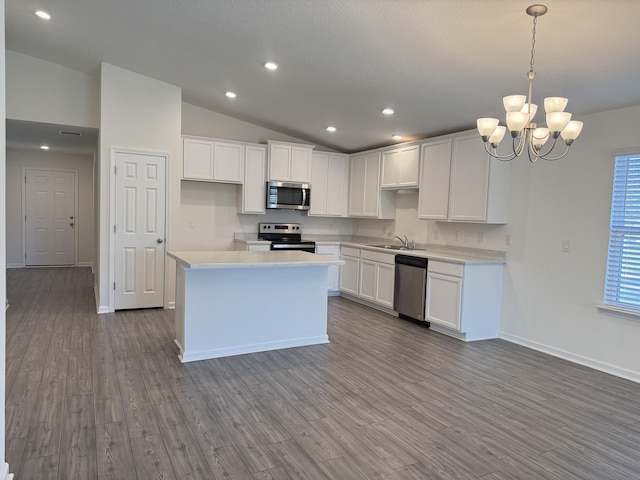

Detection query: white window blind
xmin=605 ymin=153 xmax=640 ymax=309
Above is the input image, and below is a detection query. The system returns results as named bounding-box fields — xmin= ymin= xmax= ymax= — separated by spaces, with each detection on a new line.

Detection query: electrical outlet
xmin=477 ymin=231 xmax=484 ymax=244
xmin=433 ymin=230 xmax=439 ymax=240
xmin=188 ymin=220 xmax=195 ymax=229
xmin=505 ymin=234 xmax=512 ymax=246
xmin=453 ymin=231 xmax=460 ymax=242
xmin=562 ymin=239 xmax=571 ymax=253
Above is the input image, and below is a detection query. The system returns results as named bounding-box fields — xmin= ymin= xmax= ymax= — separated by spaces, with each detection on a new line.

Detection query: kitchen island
xmin=168 ymin=250 xmax=343 ymax=362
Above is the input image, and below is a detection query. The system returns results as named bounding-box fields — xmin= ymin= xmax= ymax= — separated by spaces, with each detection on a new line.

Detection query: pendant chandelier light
xmin=476 ymin=4 xmax=583 ymax=162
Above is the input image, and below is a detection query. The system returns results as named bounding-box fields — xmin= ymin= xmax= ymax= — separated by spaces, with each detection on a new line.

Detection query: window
xmin=604 ymin=153 xmax=640 ymax=310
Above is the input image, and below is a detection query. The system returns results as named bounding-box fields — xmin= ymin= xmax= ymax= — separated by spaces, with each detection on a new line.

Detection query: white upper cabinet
xmin=418 ymin=138 xmax=452 ymax=220
xmin=310 ymin=152 xmax=349 ymax=217
xmin=183 ymin=137 xmax=244 ymax=184
xmin=213 ymin=141 xmax=244 ymax=184
xmin=267 ymin=140 xmax=314 ymax=182
xmin=183 ymin=137 xmax=214 ymax=181
xmin=348 ymin=151 xmax=395 ymax=219
xmin=238 ymin=144 xmax=266 ymax=214
xmin=381 ymin=143 xmax=420 ymax=188
xmin=418 ymin=130 xmax=510 ymax=224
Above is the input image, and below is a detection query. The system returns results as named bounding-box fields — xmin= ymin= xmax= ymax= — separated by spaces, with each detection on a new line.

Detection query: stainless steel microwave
xmin=266 ymin=181 xmax=311 ymax=211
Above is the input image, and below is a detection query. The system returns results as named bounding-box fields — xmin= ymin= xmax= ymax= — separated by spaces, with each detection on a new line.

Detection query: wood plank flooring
xmin=6 ymin=266 xmax=640 ymax=479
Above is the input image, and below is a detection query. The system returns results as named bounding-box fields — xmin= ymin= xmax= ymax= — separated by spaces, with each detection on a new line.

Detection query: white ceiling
xmin=6 ymin=0 xmax=640 ymax=153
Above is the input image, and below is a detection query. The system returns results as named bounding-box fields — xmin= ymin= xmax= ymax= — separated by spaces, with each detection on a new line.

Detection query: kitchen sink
xmin=367 ymin=244 xmax=425 ymax=251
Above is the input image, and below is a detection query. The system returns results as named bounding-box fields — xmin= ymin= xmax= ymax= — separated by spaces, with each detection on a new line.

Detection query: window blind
xmin=605 ymin=154 xmax=640 ymax=309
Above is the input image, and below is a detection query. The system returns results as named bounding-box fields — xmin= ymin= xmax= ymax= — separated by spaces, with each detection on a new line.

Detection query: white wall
xmin=499 ymin=105 xmax=640 ymax=381
xmin=6 ymin=50 xmax=99 ymax=128
xmin=98 ymin=63 xmax=182 ymax=312
xmin=5 ymin=149 xmax=95 ymax=267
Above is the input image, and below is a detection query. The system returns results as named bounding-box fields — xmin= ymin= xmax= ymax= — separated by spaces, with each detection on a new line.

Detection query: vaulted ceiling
xmin=6 ymin=0 xmax=640 ymax=153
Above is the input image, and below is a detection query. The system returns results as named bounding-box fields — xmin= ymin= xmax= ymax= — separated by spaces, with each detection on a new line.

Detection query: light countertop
xmin=168 ymin=250 xmax=344 ymax=269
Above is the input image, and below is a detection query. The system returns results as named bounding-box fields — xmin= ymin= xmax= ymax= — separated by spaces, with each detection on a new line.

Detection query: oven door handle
xmin=271 ymin=243 xmax=314 ymax=250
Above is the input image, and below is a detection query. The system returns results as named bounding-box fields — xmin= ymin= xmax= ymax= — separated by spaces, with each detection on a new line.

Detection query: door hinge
xmin=24 ymin=175 xmax=26 ymax=183
xmin=113 ymin=225 xmax=116 ymax=233
xmin=114 ymin=166 xmax=117 ymax=175
xmin=113 ymin=282 xmax=116 ymax=290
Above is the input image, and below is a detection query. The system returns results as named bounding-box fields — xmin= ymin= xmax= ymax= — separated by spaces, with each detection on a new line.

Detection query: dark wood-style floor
xmin=6 ymin=267 xmax=640 ymax=479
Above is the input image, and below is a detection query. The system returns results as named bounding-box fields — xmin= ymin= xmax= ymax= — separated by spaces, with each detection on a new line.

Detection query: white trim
xmin=5 ymin=264 xmax=22 ymax=269
xmin=77 ymin=261 xmax=93 ymax=268
xmin=499 ymin=331 xmax=640 ymax=384
xmin=22 ymin=167 xmax=79 ymax=267
xmin=109 ymin=147 xmax=170 ymax=312
xmin=176 ymin=335 xmax=329 ymax=363
xmin=597 ymin=303 xmax=640 ymax=321
xmin=94 ymin=283 xmax=109 ymax=314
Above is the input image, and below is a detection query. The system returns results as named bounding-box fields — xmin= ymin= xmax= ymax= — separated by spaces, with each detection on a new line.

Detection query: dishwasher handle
xmin=395 ymin=254 xmax=427 ymax=269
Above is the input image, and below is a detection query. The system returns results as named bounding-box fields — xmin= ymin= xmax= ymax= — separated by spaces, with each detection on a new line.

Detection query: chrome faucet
xmin=394 ymin=234 xmax=416 ymax=250
xmin=394 ymin=235 xmax=409 ymax=248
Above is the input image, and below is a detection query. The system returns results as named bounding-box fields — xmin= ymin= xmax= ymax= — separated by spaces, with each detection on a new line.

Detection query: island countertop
xmin=168 ymin=250 xmax=344 ymax=269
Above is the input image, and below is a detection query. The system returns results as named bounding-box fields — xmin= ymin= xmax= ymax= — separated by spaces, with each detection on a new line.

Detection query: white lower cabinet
xmin=340 ymin=247 xmax=395 ymax=309
xmin=316 ymin=244 xmax=341 ymax=294
xmin=426 ymin=260 xmax=503 ymax=341
xmin=339 ymin=246 xmax=360 ymax=296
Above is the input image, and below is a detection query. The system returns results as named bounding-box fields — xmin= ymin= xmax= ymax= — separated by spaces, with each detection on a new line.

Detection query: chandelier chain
xmin=530 ymin=15 xmax=538 ymax=73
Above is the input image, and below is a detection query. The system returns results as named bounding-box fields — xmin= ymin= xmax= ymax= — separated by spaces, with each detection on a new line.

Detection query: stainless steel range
xmin=258 ymin=222 xmax=316 ymax=253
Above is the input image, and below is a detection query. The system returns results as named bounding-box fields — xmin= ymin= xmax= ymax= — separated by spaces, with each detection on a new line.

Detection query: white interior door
xmin=114 ymin=151 xmax=166 ymax=310
xmin=24 ymin=169 xmax=76 ymax=266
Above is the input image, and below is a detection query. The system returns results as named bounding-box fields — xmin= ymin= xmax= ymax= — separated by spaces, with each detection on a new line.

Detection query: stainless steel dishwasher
xmin=394 ymin=255 xmax=429 ymax=322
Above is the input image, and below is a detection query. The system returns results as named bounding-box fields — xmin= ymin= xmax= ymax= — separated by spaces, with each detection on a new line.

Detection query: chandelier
xmin=476 ymin=4 xmax=583 ymax=162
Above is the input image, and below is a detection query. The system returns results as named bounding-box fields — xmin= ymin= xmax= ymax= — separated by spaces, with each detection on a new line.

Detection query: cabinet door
xmin=183 ymin=138 xmax=214 ymax=180
xmin=449 ymin=134 xmax=490 ymax=221
xmin=418 ymin=139 xmax=452 ymax=219
xmin=213 ymin=141 xmax=244 ymax=183
xmin=381 ymin=149 xmax=399 ymax=187
xmin=376 ymin=263 xmax=395 ymax=308
xmin=240 ymin=145 xmax=266 ymax=214
xmin=269 ymin=143 xmax=291 ymax=181
xmin=348 ymin=154 xmax=366 ymax=216
xmin=426 ymin=271 xmax=462 ymax=330
xmin=363 ymin=153 xmax=381 ymax=216
xmin=291 ymin=147 xmax=312 ymax=182
xmin=310 ymin=153 xmax=329 ymax=215
xmin=326 ymin=154 xmax=348 ymax=216
xmin=358 ymin=259 xmax=377 ymax=301
xmin=339 ymin=255 xmax=360 ymax=295
xmin=398 ymin=145 xmax=419 ymax=187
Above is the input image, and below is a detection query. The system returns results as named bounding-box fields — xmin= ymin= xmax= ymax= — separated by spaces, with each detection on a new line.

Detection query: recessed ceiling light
xmin=326 ymin=126 xmax=337 ymax=132
xmin=264 ymin=62 xmax=278 ymax=71
xmin=225 ymin=91 xmax=237 ymax=98
xmin=382 ymin=108 xmax=395 ymax=115
xmin=40 ymin=145 xmax=50 ymax=150
xmin=35 ymin=10 xmax=51 ymax=20
xmin=392 ymin=134 xmax=403 ymax=140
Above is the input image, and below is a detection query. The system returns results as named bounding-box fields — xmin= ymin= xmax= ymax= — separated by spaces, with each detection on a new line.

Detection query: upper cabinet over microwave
xmin=267 ymin=140 xmax=315 ymax=183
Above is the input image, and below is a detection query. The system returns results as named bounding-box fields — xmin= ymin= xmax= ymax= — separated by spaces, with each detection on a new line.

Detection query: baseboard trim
xmin=499 ymin=331 xmax=640 ymax=384
xmin=77 ymin=261 xmax=93 ymax=267
xmin=94 ymin=283 xmax=110 ymax=314
xmin=6 ymin=263 xmax=22 ymax=269
xmin=177 ymin=335 xmax=330 ymax=363
xmin=339 ymin=293 xmax=397 ymax=316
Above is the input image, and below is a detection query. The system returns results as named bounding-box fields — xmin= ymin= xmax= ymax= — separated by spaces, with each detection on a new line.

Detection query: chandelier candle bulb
xmin=503 ymin=95 xmax=527 ymax=113
xmin=544 ymin=97 xmax=568 ymax=113
xmin=477 ymin=118 xmax=500 ymax=140
xmin=476 ymin=4 xmax=583 ymax=162
xmin=506 ymin=111 xmax=530 ymax=135
xmin=546 ymin=112 xmax=572 ymax=136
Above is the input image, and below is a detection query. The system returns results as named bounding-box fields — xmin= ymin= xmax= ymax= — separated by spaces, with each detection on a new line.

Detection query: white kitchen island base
xmin=169 ymin=250 xmax=342 ymax=363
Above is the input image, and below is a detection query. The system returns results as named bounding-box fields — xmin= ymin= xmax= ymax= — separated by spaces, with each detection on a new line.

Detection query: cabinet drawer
xmin=316 ymin=244 xmax=340 ymax=256
xmin=360 ymin=249 xmax=395 ymax=264
xmin=429 ymin=260 xmax=463 ymax=277
xmin=341 ymin=246 xmax=361 ymax=258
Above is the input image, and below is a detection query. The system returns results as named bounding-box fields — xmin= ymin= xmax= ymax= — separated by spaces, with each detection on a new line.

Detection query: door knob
xmin=157 ymin=238 xmax=164 ymax=244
